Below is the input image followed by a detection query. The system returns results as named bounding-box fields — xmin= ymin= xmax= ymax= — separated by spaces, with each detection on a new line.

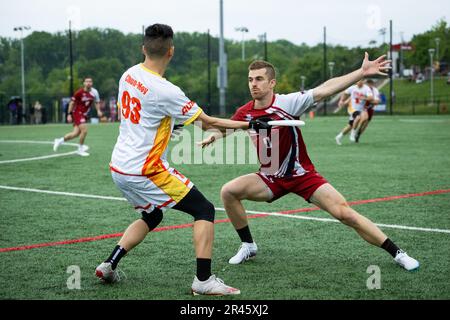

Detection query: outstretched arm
xmin=313 ymin=53 xmax=391 ymax=103
xmin=194 ymin=112 xmax=249 ymax=131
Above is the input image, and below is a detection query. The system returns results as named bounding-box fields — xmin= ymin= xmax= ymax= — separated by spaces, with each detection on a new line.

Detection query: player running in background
xmin=355 ymin=79 xmax=381 ymax=142
xmin=199 ymin=56 xmax=419 ymax=272
xmin=53 ymin=77 xmax=103 ymax=156
xmin=95 ymin=24 xmax=251 ymax=296
xmin=334 ymin=80 xmax=373 ymax=145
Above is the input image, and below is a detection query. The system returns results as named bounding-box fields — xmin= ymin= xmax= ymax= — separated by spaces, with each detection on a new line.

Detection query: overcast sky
xmin=0 ymin=0 xmax=448 ymax=47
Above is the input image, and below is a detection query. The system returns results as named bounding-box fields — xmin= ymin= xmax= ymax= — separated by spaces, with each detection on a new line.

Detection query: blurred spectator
xmin=415 ymin=73 xmax=425 ymax=84
xmin=7 ymin=97 xmax=22 ymax=125
xmin=33 ymin=101 xmax=43 ymax=124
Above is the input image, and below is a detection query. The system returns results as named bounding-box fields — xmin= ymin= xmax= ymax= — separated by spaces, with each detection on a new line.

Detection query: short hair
xmin=144 ymin=24 xmax=174 ymax=58
xmin=248 ymin=60 xmax=276 ymax=80
xmin=366 ymin=79 xmax=375 ymax=85
xmin=83 ymin=77 xmax=93 ymax=81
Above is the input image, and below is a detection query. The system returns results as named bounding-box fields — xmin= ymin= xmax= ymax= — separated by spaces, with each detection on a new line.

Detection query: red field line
xmin=1 ymin=188 xmax=449 ymax=253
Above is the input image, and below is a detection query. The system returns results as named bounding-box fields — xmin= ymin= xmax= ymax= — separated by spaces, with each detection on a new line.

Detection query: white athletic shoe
xmin=191 ymin=275 xmax=240 ymax=296
xmin=53 ymin=138 xmax=64 ymax=152
xmin=95 ymin=262 xmax=123 ymax=283
xmin=349 ymin=133 xmax=356 ymax=142
xmin=79 ymin=144 xmax=89 ymax=152
xmin=394 ymin=250 xmax=420 ymax=271
xmin=77 ymin=147 xmax=90 ymax=157
xmin=228 ymin=242 xmax=258 ymax=265
xmin=335 ymin=135 xmax=343 ymax=146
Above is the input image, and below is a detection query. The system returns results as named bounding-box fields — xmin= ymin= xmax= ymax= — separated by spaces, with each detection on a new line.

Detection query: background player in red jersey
xmin=53 ymin=77 xmax=103 ymax=156
xmin=200 ymin=55 xmax=420 ymax=271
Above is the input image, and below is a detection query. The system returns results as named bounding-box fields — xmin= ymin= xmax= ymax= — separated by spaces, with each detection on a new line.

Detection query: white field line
xmin=1 ymin=185 xmax=449 ymax=235
xmin=0 ymin=140 xmax=79 ymax=164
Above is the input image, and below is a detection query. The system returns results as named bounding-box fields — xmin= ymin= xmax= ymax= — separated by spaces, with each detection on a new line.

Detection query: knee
xmin=141 ymin=208 xmax=163 ymax=231
xmin=221 ymin=183 xmax=240 ymax=201
xmin=194 ymin=200 xmax=215 ymax=222
xmin=335 ymin=203 xmax=359 ymax=226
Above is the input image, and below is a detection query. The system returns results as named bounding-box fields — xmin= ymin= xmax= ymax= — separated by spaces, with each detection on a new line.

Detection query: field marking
xmin=0 ymin=140 xmax=79 ymax=164
xmin=1 ymin=185 xmax=450 ymax=253
xmin=399 ymin=119 xmax=450 ymax=124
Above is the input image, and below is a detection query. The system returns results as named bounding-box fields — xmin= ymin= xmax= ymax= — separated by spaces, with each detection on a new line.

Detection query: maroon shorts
xmin=72 ymin=111 xmax=88 ymax=126
xmin=256 ymin=171 xmax=328 ymax=203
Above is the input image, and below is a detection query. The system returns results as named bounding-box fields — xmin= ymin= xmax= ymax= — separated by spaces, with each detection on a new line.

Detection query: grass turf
xmin=0 ymin=115 xmax=449 ymax=300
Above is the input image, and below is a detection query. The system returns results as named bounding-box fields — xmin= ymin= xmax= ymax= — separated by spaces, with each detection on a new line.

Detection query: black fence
xmin=1 ymin=92 xmax=449 ymax=126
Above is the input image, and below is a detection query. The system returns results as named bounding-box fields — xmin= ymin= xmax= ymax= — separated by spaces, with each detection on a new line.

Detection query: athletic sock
xmin=336 ymin=132 xmax=343 ymax=139
xmin=381 ymin=238 xmax=402 ymax=258
xmin=196 ymin=258 xmax=212 ymax=281
xmin=236 ymin=225 xmax=254 ymax=244
xmin=105 ymin=245 xmax=127 ymax=270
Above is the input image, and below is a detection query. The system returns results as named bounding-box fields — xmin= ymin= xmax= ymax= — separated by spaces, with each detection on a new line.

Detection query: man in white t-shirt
xmin=355 ymin=79 xmax=380 ymax=142
xmin=95 ymin=24 xmax=251 ymax=296
xmin=334 ymin=80 xmax=373 ymax=145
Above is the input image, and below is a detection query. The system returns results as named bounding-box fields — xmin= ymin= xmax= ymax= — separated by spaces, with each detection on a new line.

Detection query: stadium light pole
xmin=69 ymin=21 xmax=74 ymax=97
xmin=235 ymin=26 xmax=249 ymax=60
xmin=13 ymin=26 xmax=31 ymax=123
xmin=389 ymin=20 xmax=393 ymax=115
xmin=435 ymin=38 xmax=440 ymax=60
xmin=218 ymin=0 xmax=227 ymax=115
xmin=300 ymin=76 xmax=306 ymax=91
xmin=429 ymin=48 xmax=435 ymax=105
xmin=258 ymin=33 xmax=268 ymax=61
xmin=328 ymin=61 xmax=335 ymax=79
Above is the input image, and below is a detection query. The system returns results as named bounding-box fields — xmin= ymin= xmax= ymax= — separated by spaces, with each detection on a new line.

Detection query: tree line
xmin=0 ymin=19 xmax=447 ymax=115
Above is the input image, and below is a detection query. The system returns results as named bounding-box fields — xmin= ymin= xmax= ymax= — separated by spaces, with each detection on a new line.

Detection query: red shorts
xmin=256 ymin=171 xmax=328 ymax=203
xmin=72 ymin=111 xmax=88 ymax=126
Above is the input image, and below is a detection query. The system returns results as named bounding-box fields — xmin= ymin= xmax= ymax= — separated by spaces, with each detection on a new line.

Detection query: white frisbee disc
xmin=268 ymin=120 xmax=306 ymax=127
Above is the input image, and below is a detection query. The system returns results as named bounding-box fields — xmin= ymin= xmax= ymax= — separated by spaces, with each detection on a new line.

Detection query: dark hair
xmin=249 ymin=60 xmax=276 ymax=80
xmin=366 ymin=79 xmax=375 ymax=85
xmin=144 ymin=24 xmax=174 ymax=58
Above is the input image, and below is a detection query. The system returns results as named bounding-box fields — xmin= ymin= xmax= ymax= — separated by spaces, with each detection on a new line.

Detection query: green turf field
xmin=0 ymin=115 xmax=449 ymax=300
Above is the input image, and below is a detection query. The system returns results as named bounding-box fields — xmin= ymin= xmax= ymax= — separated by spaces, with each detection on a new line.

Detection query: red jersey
xmin=231 ymin=91 xmax=315 ymax=178
xmin=71 ymin=88 xmax=96 ymax=115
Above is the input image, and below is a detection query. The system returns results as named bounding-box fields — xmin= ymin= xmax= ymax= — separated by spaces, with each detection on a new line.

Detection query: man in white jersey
xmin=199 ymin=59 xmax=419 ymax=273
xmin=355 ymin=79 xmax=380 ymax=142
xmin=95 ymin=24 xmax=252 ymax=296
xmin=335 ymin=80 xmax=373 ymax=145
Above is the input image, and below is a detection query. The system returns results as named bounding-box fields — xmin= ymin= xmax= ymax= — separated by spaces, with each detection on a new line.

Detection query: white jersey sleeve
xmin=91 ymin=88 xmax=100 ymax=102
xmin=276 ymin=89 xmax=315 ymax=117
xmin=159 ymin=84 xmax=203 ymax=125
xmin=345 ymin=86 xmax=354 ymax=95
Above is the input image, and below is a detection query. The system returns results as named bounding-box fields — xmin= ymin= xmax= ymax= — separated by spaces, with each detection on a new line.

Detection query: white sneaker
xmin=191 ymin=275 xmax=240 ymax=296
xmin=228 ymin=242 xmax=258 ymax=265
xmin=53 ymin=138 xmax=64 ymax=152
xmin=95 ymin=262 xmax=123 ymax=283
xmin=77 ymin=148 xmax=90 ymax=157
xmin=79 ymin=144 xmax=89 ymax=152
xmin=335 ymin=135 xmax=343 ymax=146
xmin=394 ymin=250 xmax=420 ymax=271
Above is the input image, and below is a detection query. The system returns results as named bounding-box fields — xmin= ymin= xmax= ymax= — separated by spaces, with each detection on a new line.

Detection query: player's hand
xmin=361 ymin=52 xmax=392 ymax=77
xmin=67 ymin=114 xmax=73 ymax=123
xmin=196 ymin=135 xmax=216 ymax=148
xmin=171 ymin=124 xmax=184 ymax=139
xmin=97 ymin=111 xmax=103 ymax=118
xmin=249 ymin=117 xmax=272 ymax=133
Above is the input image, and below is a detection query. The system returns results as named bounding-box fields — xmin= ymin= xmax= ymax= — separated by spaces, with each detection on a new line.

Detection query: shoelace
xmin=113 ymin=267 xmax=127 ymax=282
xmin=238 ymin=245 xmax=252 ymax=260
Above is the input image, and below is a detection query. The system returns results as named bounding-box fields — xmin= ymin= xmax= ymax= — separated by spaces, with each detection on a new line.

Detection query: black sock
xmin=236 ymin=225 xmax=253 ymax=243
xmin=381 ymin=238 xmax=402 ymax=258
xmin=105 ymin=245 xmax=127 ymax=270
xmin=196 ymin=258 xmax=212 ymax=281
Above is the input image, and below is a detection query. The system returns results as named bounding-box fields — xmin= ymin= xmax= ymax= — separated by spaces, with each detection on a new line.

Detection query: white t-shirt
xmin=345 ymin=84 xmax=373 ymax=113
xmin=111 ymin=64 xmax=202 ymax=176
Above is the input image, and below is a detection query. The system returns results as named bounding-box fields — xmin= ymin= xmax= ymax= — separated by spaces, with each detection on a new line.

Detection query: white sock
xmin=336 ymin=132 xmax=343 ymax=139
